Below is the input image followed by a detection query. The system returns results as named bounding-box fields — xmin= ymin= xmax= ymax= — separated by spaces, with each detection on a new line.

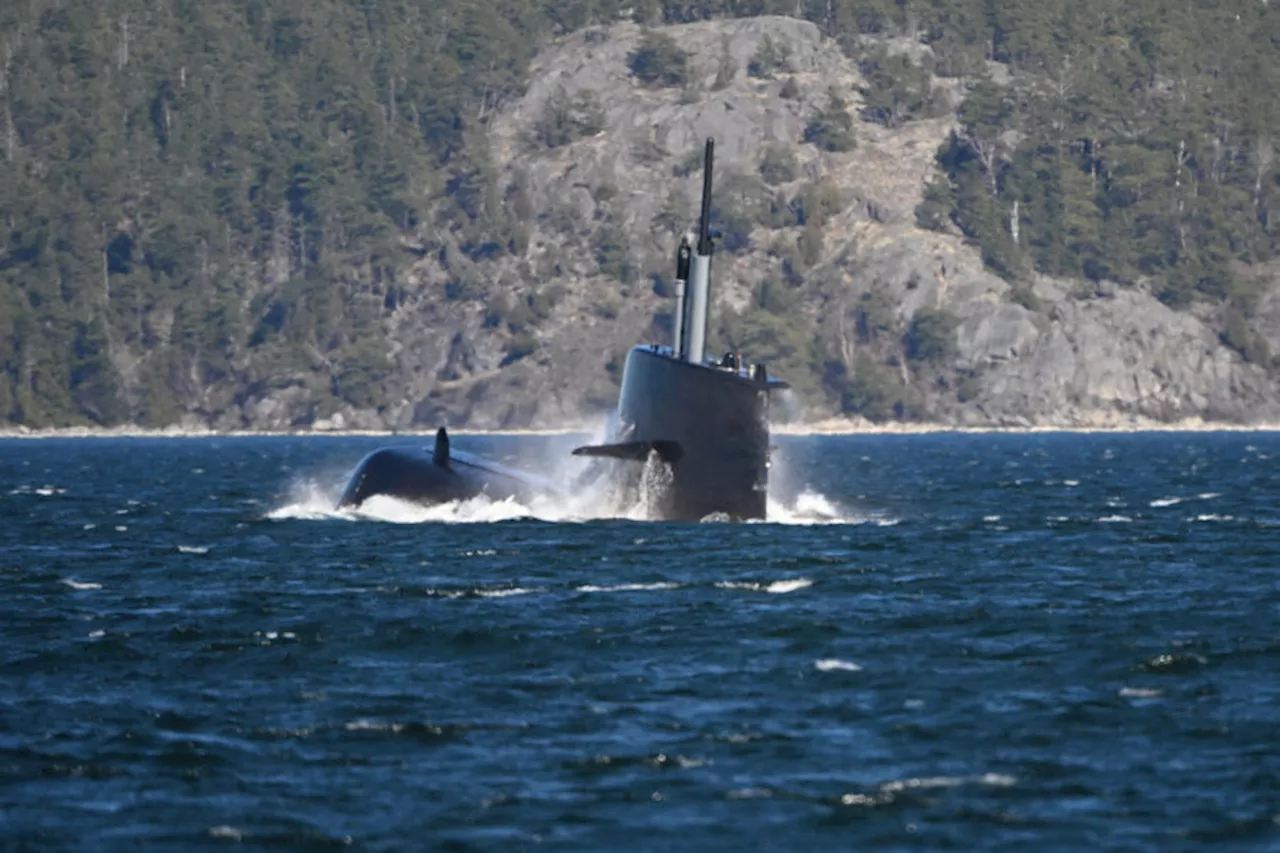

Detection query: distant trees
xmin=905 ymin=309 xmax=959 ymax=364
xmin=628 ymin=30 xmax=690 ymax=87
xmin=858 ymin=49 xmax=946 ymax=128
xmin=747 ymin=34 xmax=791 ymax=79
xmin=758 ymin=146 xmax=798 ymax=185
xmin=532 ymin=88 xmax=606 ymax=148
xmin=803 ymin=89 xmax=856 ymax=152
xmin=1 ymin=0 xmax=1278 ymax=427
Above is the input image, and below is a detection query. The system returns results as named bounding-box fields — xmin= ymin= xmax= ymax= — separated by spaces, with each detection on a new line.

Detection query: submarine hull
xmin=336 ymin=438 xmax=553 ymax=510
xmin=609 ymin=346 xmax=771 ymax=521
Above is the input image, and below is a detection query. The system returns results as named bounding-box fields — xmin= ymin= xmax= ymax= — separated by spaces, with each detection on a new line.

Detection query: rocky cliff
xmin=236 ymin=16 xmax=1280 ymax=431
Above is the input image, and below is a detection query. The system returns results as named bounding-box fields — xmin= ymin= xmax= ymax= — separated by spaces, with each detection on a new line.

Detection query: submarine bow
xmin=336 ymin=427 xmax=559 ymax=510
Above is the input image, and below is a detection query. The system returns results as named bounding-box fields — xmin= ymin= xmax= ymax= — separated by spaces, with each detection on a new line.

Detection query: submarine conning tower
xmin=574 ymin=137 xmax=788 ymax=521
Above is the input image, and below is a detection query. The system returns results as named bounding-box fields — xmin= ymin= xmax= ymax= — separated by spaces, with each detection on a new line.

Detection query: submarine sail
xmin=335 ymin=137 xmax=785 ymax=520
xmin=573 ymin=137 xmax=787 ymax=521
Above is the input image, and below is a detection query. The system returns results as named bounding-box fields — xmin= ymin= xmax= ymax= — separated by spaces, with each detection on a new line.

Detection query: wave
xmin=814 ymin=658 xmax=862 ymax=672
xmin=715 ymin=578 xmax=813 ymax=594
xmin=267 ymin=475 xmax=888 ymax=526
xmin=61 ymin=578 xmax=102 ymax=590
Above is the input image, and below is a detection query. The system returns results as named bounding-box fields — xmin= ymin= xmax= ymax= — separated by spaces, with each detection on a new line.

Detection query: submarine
xmin=336 ymin=137 xmax=788 ymax=520
xmin=337 ymin=426 xmax=561 ymax=509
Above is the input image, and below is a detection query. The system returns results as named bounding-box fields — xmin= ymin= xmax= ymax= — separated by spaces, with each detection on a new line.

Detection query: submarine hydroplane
xmin=336 ymin=138 xmax=787 ymax=520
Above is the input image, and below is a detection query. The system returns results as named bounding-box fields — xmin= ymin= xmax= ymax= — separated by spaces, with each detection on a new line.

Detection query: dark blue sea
xmin=3 ymin=431 xmax=1279 ymax=851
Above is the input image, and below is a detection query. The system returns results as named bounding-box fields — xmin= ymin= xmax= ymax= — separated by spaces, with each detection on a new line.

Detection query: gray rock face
xmin=232 ymin=16 xmax=1280 ymax=431
xmin=959 ymin=287 xmax=1280 ymax=425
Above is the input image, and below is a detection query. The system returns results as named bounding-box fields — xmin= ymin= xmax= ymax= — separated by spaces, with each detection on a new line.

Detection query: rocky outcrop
xmin=224 ymin=16 xmax=1280 ymax=430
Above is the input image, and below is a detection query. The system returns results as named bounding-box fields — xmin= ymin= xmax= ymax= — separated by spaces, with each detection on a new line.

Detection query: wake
xmin=267 ymin=478 xmax=889 ymax=526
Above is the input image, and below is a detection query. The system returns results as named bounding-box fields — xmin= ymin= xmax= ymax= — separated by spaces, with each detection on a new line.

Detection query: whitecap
xmin=1149 ymin=497 xmax=1183 ymax=508
xmin=764 ymin=490 xmax=889 ymax=526
xmin=1192 ymin=514 xmax=1234 ymax=522
xmin=1119 ymin=687 xmax=1163 ymax=698
xmin=715 ymin=578 xmax=812 ymax=594
xmin=177 ymin=545 xmax=209 ymax=555
xmin=767 ymin=578 xmax=813 ymax=593
xmin=814 ymin=658 xmax=862 ymax=672
xmin=576 ymin=582 xmax=680 ymax=593
xmin=474 ymin=587 xmax=540 ymax=598
xmin=840 ymin=793 xmax=877 ymax=806
xmin=1097 ymin=515 xmax=1132 ymax=523
xmin=1197 ymin=492 xmax=1222 ymax=500
xmin=880 ymin=773 xmax=1016 ymax=793
xmin=269 ymin=457 xmax=867 ymax=526
xmin=208 ymin=826 xmax=244 ymax=841
xmin=61 ymin=579 xmax=101 ymax=590
xmin=1063 ymin=480 xmax=1079 ymax=487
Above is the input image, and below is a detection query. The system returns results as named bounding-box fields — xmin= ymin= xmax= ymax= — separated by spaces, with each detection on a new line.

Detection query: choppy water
xmin=3 ymin=432 xmax=1279 ymax=851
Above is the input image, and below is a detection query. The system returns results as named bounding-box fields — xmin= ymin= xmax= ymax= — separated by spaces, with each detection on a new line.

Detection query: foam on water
xmin=715 ymin=578 xmax=813 ymax=594
xmin=814 ymin=658 xmax=862 ymax=672
xmin=61 ymin=578 xmax=102 ymax=590
xmin=576 ymin=582 xmax=682 ymax=593
xmin=267 ymin=470 xmax=880 ymax=526
xmin=473 ymin=587 xmax=541 ymax=598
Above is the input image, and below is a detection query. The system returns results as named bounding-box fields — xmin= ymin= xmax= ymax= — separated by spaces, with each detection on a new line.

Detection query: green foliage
xmin=905 ymin=308 xmax=959 ymax=364
xmin=795 ymin=183 xmax=845 ymax=227
xmin=915 ymin=174 xmax=955 ymax=232
xmin=4 ymin=0 xmax=1280 ymax=426
xmin=855 ymin=290 xmax=896 ymax=343
xmin=758 ymin=146 xmax=798 ymax=185
xmin=532 ymin=88 xmax=606 ymax=148
xmin=914 ymin=3 xmax=1280 ymax=302
xmin=719 ymin=304 xmax=821 ymax=402
xmin=803 ymin=89 xmax=856 ymax=153
xmin=833 ymin=354 xmax=908 ymax=421
xmin=709 ymin=170 xmax=771 ymax=254
xmin=796 ymin=221 xmax=824 ymax=267
xmin=858 ymin=49 xmax=945 ymax=128
xmin=628 ymin=30 xmax=689 ymax=88
xmin=596 ymin=217 xmax=637 ymax=282
xmin=747 ymin=34 xmax=791 ymax=79
xmin=762 ymin=191 xmax=800 ymax=229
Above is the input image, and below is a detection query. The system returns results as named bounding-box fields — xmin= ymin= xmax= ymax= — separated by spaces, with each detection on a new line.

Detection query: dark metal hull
xmin=608 ymin=346 xmax=771 ymax=521
xmin=336 ymin=434 xmax=557 ymax=510
xmin=334 ymin=137 xmax=784 ymax=521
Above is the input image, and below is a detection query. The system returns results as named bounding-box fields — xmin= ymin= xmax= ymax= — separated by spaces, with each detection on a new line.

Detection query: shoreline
xmin=3 ymin=417 xmax=1280 ymax=440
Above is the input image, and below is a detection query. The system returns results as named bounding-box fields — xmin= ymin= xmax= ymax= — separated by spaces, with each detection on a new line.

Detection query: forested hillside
xmin=0 ymin=1 xmax=1277 ymax=428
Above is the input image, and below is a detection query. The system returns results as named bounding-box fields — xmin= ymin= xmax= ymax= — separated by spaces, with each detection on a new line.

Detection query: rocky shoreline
xmin=5 ymin=416 xmax=1280 ymax=441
